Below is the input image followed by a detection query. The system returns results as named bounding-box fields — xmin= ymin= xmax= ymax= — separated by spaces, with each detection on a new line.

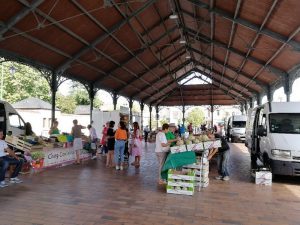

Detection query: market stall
xmin=163 ymin=134 xmax=221 ymax=195
xmin=5 ymin=134 xmax=92 ymax=172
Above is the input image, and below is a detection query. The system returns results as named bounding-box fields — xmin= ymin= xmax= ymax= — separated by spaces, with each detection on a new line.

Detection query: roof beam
xmin=93 ymin=26 xmax=178 ymax=84
xmin=219 ymin=0 xmax=242 ymax=88
xmin=0 ymin=0 xmax=44 ymax=38
xmin=153 ymin=70 xmax=243 ymax=106
xmin=238 ymin=25 xmax=300 ymax=96
xmin=226 ymin=0 xmax=278 ymax=95
xmin=188 ymin=46 xmax=267 ymax=90
xmin=193 ymin=67 xmax=252 ymax=98
xmin=193 ymin=62 xmax=256 ymax=95
xmin=187 ymin=0 xmax=300 ymax=51
xmin=55 ymin=0 xmax=156 ymax=73
xmin=111 ymin=1 xmax=178 ymax=95
xmin=71 ymin=0 xmax=168 ymax=96
xmin=150 ymin=66 xmax=247 ymax=106
xmin=116 ymin=48 xmax=186 ymax=93
xmin=141 ymin=60 xmax=192 ymax=102
xmin=185 ymin=27 xmax=287 ymax=78
xmin=152 ymin=69 xmax=199 ymax=105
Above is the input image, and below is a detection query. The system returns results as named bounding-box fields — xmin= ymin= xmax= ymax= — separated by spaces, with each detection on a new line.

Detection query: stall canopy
xmin=0 ymin=0 xmax=299 ymax=106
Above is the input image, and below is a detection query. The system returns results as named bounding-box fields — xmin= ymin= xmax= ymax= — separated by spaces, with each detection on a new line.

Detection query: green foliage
xmin=159 ymin=118 xmax=169 ymax=126
xmin=56 ymin=93 xmax=76 ymax=114
xmin=70 ymin=82 xmax=103 ymax=108
xmin=2 ymin=61 xmax=50 ymax=103
xmin=186 ymin=107 xmax=205 ymax=127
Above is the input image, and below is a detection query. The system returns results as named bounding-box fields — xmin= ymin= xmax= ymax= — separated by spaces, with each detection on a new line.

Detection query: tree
xmin=56 ymin=93 xmax=76 ymax=114
xmin=159 ymin=118 xmax=169 ymax=126
xmin=2 ymin=61 xmax=51 ymax=103
xmin=70 ymin=82 xmax=103 ymax=108
xmin=186 ymin=107 xmax=205 ymax=127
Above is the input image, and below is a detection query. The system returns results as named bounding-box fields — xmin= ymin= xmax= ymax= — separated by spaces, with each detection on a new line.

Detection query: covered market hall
xmin=0 ymin=0 xmax=300 ymax=225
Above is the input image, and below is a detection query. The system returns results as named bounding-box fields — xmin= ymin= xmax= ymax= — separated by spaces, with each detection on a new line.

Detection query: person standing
xmin=155 ymin=123 xmax=170 ymax=185
xmin=143 ymin=125 xmax=149 ymax=142
xmin=179 ymin=124 xmax=186 ymax=137
xmin=130 ymin=122 xmax=142 ymax=168
xmin=165 ymin=123 xmax=177 ymax=147
xmin=114 ymin=121 xmax=128 ymax=170
xmin=0 ymin=130 xmax=23 ymax=188
xmin=106 ymin=121 xmax=115 ymax=167
xmin=87 ymin=124 xmax=98 ymax=160
xmin=188 ymin=123 xmax=193 ymax=134
xmin=100 ymin=122 xmax=109 ymax=154
xmin=71 ymin=119 xmax=86 ymax=164
xmin=49 ymin=120 xmax=60 ymax=136
xmin=215 ymin=134 xmax=230 ymax=181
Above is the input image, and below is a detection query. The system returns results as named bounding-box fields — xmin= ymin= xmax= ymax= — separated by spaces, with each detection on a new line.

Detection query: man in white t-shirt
xmin=155 ymin=123 xmax=170 ymax=185
xmin=87 ymin=124 xmax=98 ymax=160
xmin=0 ymin=130 xmax=23 ymax=188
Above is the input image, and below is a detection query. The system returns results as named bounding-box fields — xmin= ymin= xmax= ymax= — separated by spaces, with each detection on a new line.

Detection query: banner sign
xmin=43 ymin=148 xmax=90 ymax=167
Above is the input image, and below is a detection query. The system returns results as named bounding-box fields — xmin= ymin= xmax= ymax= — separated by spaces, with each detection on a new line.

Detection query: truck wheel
xmin=230 ymin=136 xmax=235 ymax=143
xmin=251 ymin=154 xmax=258 ymax=170
xmin=263 ymin=154 xmax=276 ymax=180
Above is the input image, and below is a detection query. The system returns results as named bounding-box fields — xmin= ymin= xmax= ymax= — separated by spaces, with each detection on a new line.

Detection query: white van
xmin=0 ymin=100 xmax=26 ymax=136
xmin=226 ymin=115 xmax=247 ymax=142
xmin=245 ymin=102 xmax=300 ymax=176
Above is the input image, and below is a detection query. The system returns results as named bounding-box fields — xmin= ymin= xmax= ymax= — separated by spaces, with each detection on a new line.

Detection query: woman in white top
xmin=155 ymin=123 xmax=170 ymax=185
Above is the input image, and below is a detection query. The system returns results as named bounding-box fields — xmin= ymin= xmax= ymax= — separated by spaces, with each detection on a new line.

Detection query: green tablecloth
xmin=161 ymin=151 xmax=197 ymax=180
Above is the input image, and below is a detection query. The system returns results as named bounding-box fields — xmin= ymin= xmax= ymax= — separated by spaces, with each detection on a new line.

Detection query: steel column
xmin=50 ymin=72 xmax=58 ymax=126
xmin=129 ymin=98 xmax=133 ymax=125
xmin=149 ymin=105 xmax=152 ymax=131
xmin=267 ymin=86 xmax=273 ymax=102
xmin=155 ymin=105 xmax=159 ymax=130
xmin=112 ymin=92 xmax=118 ymax=110
xmin=284 ymin=74 xmax=291 ymax=102
xmin=257 ymin=93 xmax=262 ymax=105
xmin=140 ymin=102 xmax=144 ymax=131
xmin=182 ymin=105 xmax=186 ymax=126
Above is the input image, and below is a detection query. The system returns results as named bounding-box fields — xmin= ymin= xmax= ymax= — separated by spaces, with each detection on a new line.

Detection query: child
xmin=130 ymin=122 xmax=142 ymax=168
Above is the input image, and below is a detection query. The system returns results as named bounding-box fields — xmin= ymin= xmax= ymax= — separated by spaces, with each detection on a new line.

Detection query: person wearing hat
xmin=165 ymin=123 xmax=178 ymax=147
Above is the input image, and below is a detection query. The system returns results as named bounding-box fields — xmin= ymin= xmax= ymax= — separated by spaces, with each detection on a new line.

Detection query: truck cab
xmin=226 ymin=115 xmax=247 ymax=143
xmin=0 ymin=100 xmax=26 ymax=136
xmin=246 ymin=102 xmax=300 ymax=176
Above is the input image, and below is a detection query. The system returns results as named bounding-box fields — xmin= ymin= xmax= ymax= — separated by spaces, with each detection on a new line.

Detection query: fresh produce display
xmin=198 ymin=134 xmax=210 ymax=142
xmin=176 ymin=139 xmax=184 ymax=146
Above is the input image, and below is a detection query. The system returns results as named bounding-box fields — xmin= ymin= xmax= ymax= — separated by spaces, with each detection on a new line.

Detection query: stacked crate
xmin=182 ymin=157 xmax=209 ymax=189
xmin=167 ymin=169 xmax=195 ymax=196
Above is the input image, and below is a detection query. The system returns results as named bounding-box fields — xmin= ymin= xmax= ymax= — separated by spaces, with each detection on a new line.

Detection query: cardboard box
xmin=255 ymin=171 xmax=272 ymax=185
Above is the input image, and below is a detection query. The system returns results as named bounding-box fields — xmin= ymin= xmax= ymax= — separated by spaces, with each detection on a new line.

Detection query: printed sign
xmin=43 ymin=148 xmax=90 ymax=167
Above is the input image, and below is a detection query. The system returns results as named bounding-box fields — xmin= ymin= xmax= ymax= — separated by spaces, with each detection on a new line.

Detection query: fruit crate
xmin=167 ymin=169 xmax=195 ymax=196
xmin=15 ymin=139 xmax=43 ymax=152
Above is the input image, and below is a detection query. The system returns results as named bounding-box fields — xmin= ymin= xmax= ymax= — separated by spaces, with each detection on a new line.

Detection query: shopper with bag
xmin=130 ymin=122 xmax=142 ymax=168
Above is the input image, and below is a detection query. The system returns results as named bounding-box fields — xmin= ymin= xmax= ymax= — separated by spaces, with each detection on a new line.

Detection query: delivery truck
xmin=245 ymin=102 xmax=300 ymax=176
xmin=0 ymin=100 xmax=26 ymax=136
xmin=226 ymin=115 xmax=247 ymax=142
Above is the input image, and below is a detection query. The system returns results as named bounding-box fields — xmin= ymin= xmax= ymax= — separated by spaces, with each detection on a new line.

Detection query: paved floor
xmin=0 ymin=143 xmax=300 ymax=225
